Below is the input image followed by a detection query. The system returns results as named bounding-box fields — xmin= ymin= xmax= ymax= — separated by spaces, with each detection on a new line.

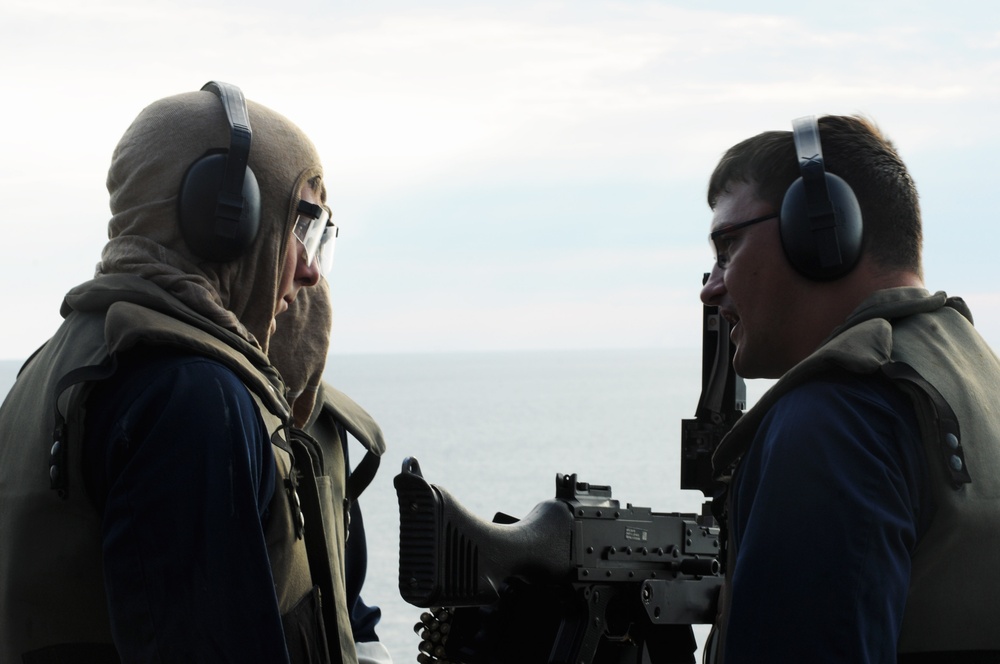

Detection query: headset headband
xmin=792 ymin=115 xmax=842 ymax=269
xmin=177 ymin=81 xmax=261 ymax=262
xmin=200 ymin=81 xmax=253 ymax=239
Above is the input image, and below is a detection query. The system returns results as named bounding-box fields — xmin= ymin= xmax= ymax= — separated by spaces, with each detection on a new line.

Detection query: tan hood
xmin=100 ymin=85 xmax=325 ymax=352
xmin=269 ymin=276 xmax=333 ymax=427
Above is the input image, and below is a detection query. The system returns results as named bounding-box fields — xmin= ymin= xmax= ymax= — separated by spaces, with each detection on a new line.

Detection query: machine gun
xmin=396 ymin=459 xmax=721 ymax=663
xmin=395 ymin=280 xmax=745 ymax=663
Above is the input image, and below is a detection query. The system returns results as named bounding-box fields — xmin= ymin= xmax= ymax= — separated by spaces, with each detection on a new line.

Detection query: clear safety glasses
xmin=293 ymin=200 xmax=338 ymax=273
xmin=709 ymin=212 xmax=778 ymax=269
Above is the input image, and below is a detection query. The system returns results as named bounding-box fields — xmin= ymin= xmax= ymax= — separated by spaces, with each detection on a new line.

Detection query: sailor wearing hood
xmin=0 ymin=82 xmax=377 ymax=663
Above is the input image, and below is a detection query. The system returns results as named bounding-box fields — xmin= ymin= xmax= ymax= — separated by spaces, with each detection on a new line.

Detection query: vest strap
xmin=288 ymin=431 xmax=345 ymax=661
xmin=346 ymin=450 xmax=380 ymax=503
xmin=49 ymin=358 xmax=118 ymax=499
xmin=881 ymin=361 xmax=972 ymax=487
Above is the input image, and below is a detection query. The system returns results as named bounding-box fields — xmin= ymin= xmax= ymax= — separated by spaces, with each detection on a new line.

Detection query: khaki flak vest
xmin=0 ymin=276 xmax=381 ymax=664
xmin=708 ymin=288 xmax=1000 ymax=661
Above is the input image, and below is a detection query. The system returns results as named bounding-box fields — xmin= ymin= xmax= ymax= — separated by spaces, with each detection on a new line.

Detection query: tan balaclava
xmin=269 ymin=276 xmax=334 ymax=427
xmin=100 ymin=85 xmax=326 ymax=353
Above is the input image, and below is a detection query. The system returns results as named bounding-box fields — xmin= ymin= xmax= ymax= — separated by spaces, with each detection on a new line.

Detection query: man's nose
xmin=296 ymin=256 xmax=322 ymax=288
xmin=700 ymin=264 xmax=726 ymax=306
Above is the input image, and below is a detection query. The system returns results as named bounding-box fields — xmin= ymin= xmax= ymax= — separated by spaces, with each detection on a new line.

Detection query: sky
xmin=2 ymin=0 xmax=999 ymax=360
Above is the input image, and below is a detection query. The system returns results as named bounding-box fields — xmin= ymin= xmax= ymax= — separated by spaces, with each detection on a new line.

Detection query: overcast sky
xmin=2 ymin=0 xmax=998 ymax=360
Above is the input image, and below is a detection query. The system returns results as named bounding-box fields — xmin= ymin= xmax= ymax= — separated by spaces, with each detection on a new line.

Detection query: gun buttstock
xmin=395 ymin=459 xmax=573 ymax=608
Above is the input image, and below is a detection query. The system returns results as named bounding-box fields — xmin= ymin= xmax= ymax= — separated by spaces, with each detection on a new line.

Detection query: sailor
xmin=0 ymin=81 xmax=381 ymax=663
xmin=701 ymin=115 xmax=1000 ymax=662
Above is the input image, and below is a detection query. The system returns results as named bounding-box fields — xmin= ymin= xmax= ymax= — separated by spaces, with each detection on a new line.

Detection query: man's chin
xmin=732 ymin=352 xmax=749 ymax=379
xmin=733 ymin=347 xmax=762 ymax=380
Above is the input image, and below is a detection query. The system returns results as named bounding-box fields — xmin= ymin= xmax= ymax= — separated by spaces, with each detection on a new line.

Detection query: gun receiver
xmin=396 ymin=457 xmax=721 ymax=663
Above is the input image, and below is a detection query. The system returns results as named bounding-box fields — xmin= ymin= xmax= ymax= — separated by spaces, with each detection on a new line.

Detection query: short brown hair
xmin=707 ymin=115 xmax=922 ymax=274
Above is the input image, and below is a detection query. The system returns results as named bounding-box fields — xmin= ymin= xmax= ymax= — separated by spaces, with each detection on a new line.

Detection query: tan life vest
xmin=708 ymin=288 xmax=1000 ymax=660
xmin=0 ymin=276 xmax=334 ymax=663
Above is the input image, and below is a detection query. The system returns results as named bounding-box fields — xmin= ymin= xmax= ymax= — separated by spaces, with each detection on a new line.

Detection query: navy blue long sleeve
xmin=344 ymin=493 xmax=382 ymax=644
xmin=724 ymin=374 xmax=929 ymax=664
xmin=82 ymin=350 xmax=290 ymax=663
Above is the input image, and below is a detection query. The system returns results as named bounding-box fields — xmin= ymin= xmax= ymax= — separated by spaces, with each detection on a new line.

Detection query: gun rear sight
xmin=556 ymin=473 xmax=616 ymax=507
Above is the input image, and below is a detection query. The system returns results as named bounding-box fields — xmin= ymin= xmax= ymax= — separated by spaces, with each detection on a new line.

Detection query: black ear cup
xmin=779 ymin=116 xmax=863 ymax=280
xmin=177 ymin=81 xmax=261 ymax=262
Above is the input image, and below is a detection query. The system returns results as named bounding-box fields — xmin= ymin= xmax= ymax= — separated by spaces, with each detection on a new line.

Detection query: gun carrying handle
xmin=700 ymin=311 xmax=730 ymax=418
xmin=694 ymin=274 xmax=746 ymax=420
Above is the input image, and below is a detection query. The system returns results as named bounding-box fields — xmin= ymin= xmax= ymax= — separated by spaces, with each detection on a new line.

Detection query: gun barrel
xmin=678 ymin=556 xmax=720 ymax=577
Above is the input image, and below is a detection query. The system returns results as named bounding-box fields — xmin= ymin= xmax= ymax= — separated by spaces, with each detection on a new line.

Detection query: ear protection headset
xmin=178 ymin=81 xmax=262 ymax=262
xmin=779 ymin=115 xmax=863 ymax=280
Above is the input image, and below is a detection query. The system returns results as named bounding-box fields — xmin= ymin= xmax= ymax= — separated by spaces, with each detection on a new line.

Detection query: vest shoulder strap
xmin=881 ymin=361 xmax=971 ymax=487
xmin=310 ymin=383 xmax=385 ymax=502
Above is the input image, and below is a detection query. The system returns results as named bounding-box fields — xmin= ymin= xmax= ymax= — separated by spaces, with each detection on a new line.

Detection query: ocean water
xmin=0 ymin=350 xmax=772 ymax=661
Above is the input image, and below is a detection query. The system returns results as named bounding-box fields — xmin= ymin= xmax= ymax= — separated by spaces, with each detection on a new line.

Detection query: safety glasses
xmin=293 ymin=200 xmax=338 ymax=273
xmin=709 ymin=212 xmax=778 ymax=269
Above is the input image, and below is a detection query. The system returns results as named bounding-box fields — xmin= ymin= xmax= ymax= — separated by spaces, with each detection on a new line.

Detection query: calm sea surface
xmin=0 ymin=350 xmax=772 ymax=661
